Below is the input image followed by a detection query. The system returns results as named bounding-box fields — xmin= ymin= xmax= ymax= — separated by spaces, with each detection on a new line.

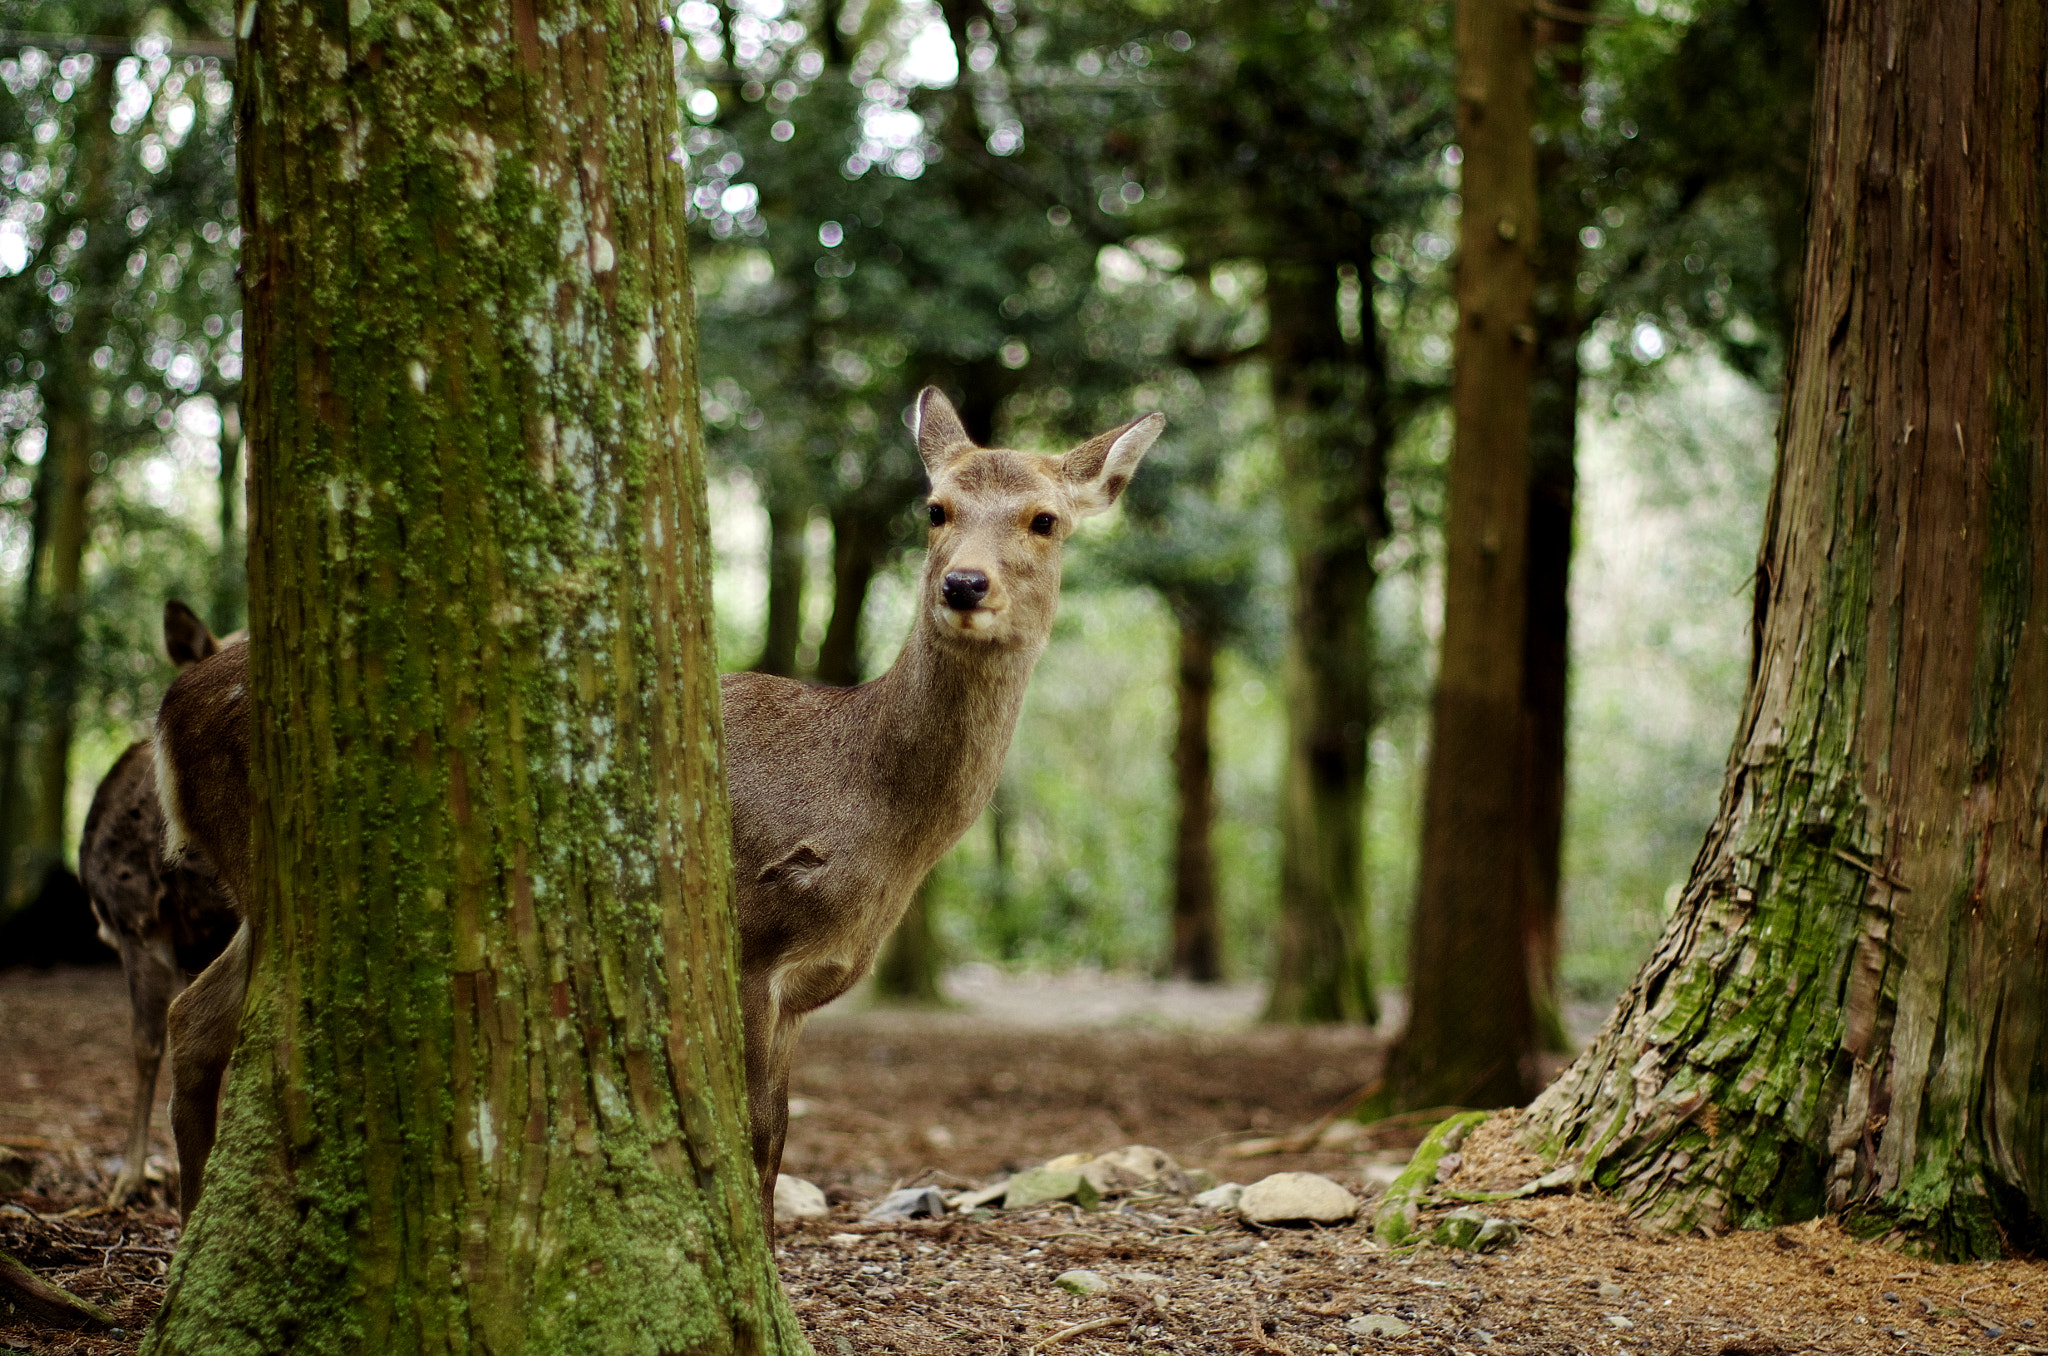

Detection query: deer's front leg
xmin=108 ymin=928 xmax=181 ymax=1206
xmin=166 ymin=922 xmax=249 ymax=1219
xmin=738 ymin=969 xmax=814 ymax=1239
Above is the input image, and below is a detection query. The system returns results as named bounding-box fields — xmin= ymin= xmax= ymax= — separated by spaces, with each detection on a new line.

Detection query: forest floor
xmin=3 ymin=963 xmax=2045 ymax=1355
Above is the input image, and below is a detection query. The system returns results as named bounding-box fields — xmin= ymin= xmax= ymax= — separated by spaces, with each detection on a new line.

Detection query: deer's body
xmin=155 ymin=389 xmax=1159 ymax=1226
xmin=78 ymin=602 xmax=240 ymax=1205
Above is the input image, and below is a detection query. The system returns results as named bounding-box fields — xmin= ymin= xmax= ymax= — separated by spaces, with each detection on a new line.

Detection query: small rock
xmin=1192 ymin=1182 xmax=1244 ymax=1212
xmin=1882 ymin=1292 xmax=1900 ymax=1303
xmin=827 ymin=1233 xmax=863 ymax=1246
xmin=1596 ymin=1280 xmax=1626 ymax=1299
xmin=1238 ymin=1172 xmax=1359 ymax=1226
xmin=1604 ymin=1314 xmax=1634 ymax=1330
xmin=0 ymin=1149 xmax=35 ymax=1194
xmin=1983 ymin=1327 xmax=2003 ymax=1339
xmin=1346 ymin=1314 xmax=1414 ymax=1338
xmin=1055 ymin=1269 xmax=1112 ymax=1295
xmin=1094 ymin=1144 xmax=1180 ymax=1189
xmin=1432 ymin=1208 xmax=1487 ymax=1250
xmin=1002 ymin=1166 xmax=1101 ymax=1210
xmin=1433 ymin=1152 xmax=1464 ymax=1184
xmin=773 ymin=1174 xmax=830 ymax=1221
xmin=863 ymin=1186 xmax=946 ymax=1221
xmin=1474 ymin=1218 xmax=1521 ymax=1252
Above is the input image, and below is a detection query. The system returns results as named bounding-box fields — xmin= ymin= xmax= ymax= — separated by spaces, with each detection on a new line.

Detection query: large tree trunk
xmin=1527 ymin=0 xmax=2047 ymax=1257
xmin=1520 ymin=8 xmax=1592 ymax=1056
xmin=142 ymin=3 xmax=806 ymax=1349
xmin=1168 ymin=609 xmax=1221 ymax=981
xmin=1387 ymin=0 xmax=1539 ymax=1107
xmin=1262 ymin=257 xmax=1386 ymax=1025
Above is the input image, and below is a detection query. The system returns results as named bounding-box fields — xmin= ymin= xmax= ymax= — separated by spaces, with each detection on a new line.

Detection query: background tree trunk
xmin=815 ymin=504 xmax=887 ymax=688
xmin=755 ymin=499 xmax=807 ymax=677
xmin=1521 ymin=7 xmax=1593 ymax=1056
xmin=1526 ymin=0 xmax=2047 ymax=1257
xmin=870 ymin=876 xmax=945 ymax=1005
xmin=1262 ymin=257 xmax=1386 ymax=1025
xmin=1388 ymin=0 xmax=1539 ymax=1108
xmin=1168 ymin=609 xmax=1221 ymax=981
xmin=212 ymin=402 xmax=246 ymax=635
xmin=26 ymin=388 xmax=93 ymax=880
xmin=142 ymin=2 xmax=806 ymax=1349
xmin=0 ymin=452 xmax=56 ymax=913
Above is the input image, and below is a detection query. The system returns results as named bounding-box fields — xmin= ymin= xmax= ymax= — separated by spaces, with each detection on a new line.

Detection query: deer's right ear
xmin=163 ymin=600 xmax=219 ymax=669
xmin=914 ymin=387 xmax=974 ymax=476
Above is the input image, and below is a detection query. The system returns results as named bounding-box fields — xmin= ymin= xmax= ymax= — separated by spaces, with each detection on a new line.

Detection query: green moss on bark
xmin=143 ymin=2 xmax=807 ymax=1351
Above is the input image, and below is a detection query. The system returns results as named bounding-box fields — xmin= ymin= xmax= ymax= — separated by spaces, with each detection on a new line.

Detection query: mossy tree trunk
xmin=141 ymin=1 xmax=808 ymax=1350
xmin=1527 ymin=0 xmax=2047 ymax=1258
xmin=1387 ymin=0 xmax=1540 ymax=1108
xmin=1263 ymin=257 xmax=1387 ymax=1025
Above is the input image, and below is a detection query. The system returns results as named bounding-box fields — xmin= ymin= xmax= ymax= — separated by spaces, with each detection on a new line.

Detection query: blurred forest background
xmin=0 ymin=0 xmax=1814 ymax=1020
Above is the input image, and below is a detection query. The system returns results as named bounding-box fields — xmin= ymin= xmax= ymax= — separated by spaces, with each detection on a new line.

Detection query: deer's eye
xmin=1030 ymin=513 xmax=1057 ymax=537
xmin=928 ymin=503 xmax=946 ymax=527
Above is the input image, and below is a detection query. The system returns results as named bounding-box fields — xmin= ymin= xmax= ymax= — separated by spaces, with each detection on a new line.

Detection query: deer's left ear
xmin=1060 ymin=412 xmax=1163 ymax=518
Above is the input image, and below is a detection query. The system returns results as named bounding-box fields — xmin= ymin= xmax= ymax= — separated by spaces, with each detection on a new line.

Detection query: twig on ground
xmin=1028 ymin=1315 xmax=1124 ymax=1350
xmin=0 ymin=1246 xmax=118 ymax=1329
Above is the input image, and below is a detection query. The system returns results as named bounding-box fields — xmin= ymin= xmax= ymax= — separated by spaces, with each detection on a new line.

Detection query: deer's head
xmin=913 ymin=387 xmax=1162 ymax=649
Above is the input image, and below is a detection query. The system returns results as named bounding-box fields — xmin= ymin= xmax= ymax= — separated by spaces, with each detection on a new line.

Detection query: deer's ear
xmin=1060 ymin=412 xmax=1163 ymax=518
xmin=914 ymin=387 xmax=974 ymax=475
xmin=163 ymin=600 xmax=218 ymax=669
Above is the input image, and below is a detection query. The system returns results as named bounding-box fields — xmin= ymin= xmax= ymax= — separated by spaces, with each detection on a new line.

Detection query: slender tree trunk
xmin=754 ymin=500 xmax=807 ymax=677
xmin=142 ymin=3 xmax=806 ymax=1349
xmin=26 ymin=389 xmax=94 ymax=876
xmin=213 ymin=403 xmax=245 ymax=634
xmin=1263 ymin=257 xmax=1386 ymax=1025
xmin=0 ymin=453 xmax=56 ymax=913
xmin=1169 ymin=609 xmax=1221 ymax=981
xmin=1527 ymin=0 xmax=2047 ymax=1258
xmin=1521 ymin=8 xmax=1592 ymax=1055
xmin=871 ymin=876 xmax=945 ymax=1004
xmin=1388 ymin=0 xmax=1540 ymax=1108
xmin=815 ymin=504 xmax=886 ymax=688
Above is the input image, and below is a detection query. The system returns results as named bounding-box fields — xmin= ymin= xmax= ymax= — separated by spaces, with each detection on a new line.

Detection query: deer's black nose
xmin=943 ymin=570 xmax=990 ymax=611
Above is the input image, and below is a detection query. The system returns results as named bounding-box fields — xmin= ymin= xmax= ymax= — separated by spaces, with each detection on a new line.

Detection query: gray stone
xmin=1596 ymin=1280 xmax=1626 ymax=1299
xmin=863 ymin=1185 xmax=946 ymax=1221
xmin=1002 ymin=1166 xmax=1101 ymax=1210
xmin=1192 ymin=1182 xmax=1244 ymax=1212
xmin=1238 ymin=1172 xmax=1359 ymax=1226
xmin=1055 ymin=1269 xmax=1112 ymax=1295
xmin=1346 ymin=1314 xmax=1414 ymax=1338
xmin=773 ymin=1174 xmax=830 ymax=1221
xmin=1604 ymin=1314 xmax=1635 ymax=1330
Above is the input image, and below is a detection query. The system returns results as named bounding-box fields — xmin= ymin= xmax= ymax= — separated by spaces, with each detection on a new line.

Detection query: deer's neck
xmin=859 ymin=611 xmax=1044 ymax=850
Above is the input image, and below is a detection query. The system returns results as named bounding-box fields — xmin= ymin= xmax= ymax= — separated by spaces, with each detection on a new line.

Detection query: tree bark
xmin=1168 ymin=609 xmax=1221 ymax=981
xmin=814 ymin=504 xmax=888 ymax=688
xmin=1388 ymin=0 xmax=1540 ymax=1107
xmin=26 ymin=386 xmax=94 ymax=875
xmin=141 ymin=2 xmax=806 ymax=1349
xmin=1262 ymin=257 xmax=1386 ymax=1025
xmin=1526 ymin=0 xmax=2047 ymax=1258
xmin=0 ymin=452 xmax=56 ymax=913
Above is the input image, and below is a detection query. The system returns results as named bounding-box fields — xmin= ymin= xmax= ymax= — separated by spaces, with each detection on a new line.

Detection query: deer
xmin=78 ymin=600 xmax=241 ymax=1206
xmin=151 ymin=388 xmax=1161 ymax=1227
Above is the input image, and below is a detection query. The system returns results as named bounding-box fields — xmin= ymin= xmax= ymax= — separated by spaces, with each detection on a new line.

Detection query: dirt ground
xmin=3 ymin=964 xmax=2044 ymax=1355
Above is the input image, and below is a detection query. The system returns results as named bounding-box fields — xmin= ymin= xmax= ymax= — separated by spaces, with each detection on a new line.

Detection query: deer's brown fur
xmin=153 ymin=389 xmax=1159 ymax=1227
xmin=78 ymin=601 xmax=239 ymax=1205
